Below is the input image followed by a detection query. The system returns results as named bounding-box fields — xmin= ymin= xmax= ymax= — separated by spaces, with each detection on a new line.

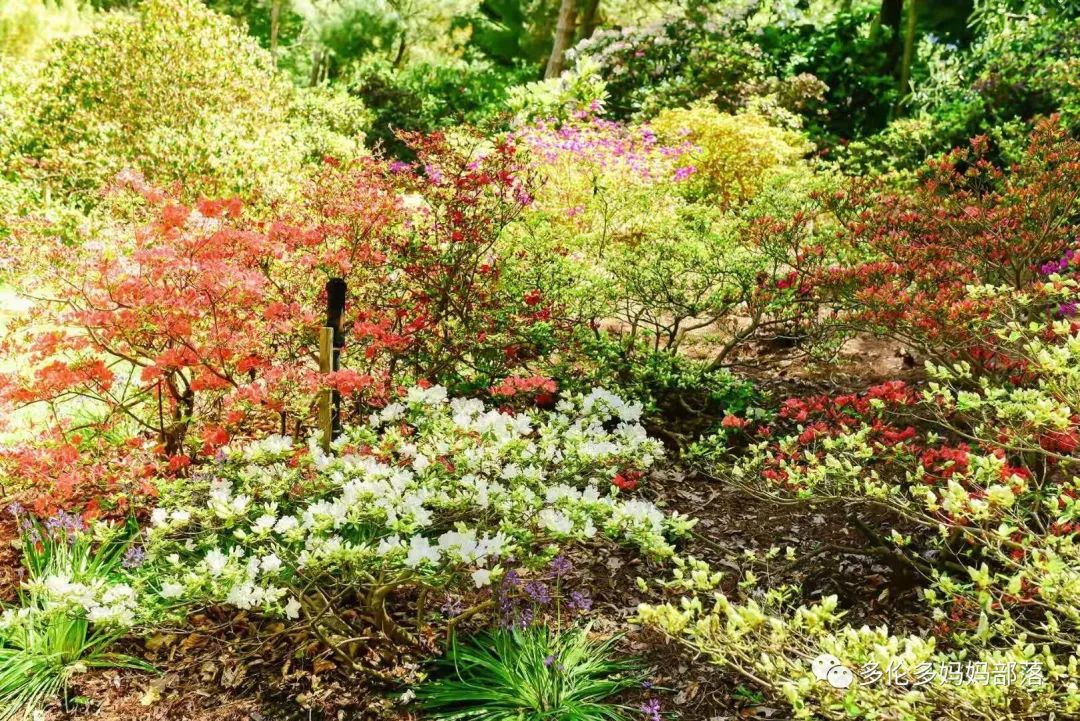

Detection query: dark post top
xmin=326 ymin=277 xmax=347 ymax=348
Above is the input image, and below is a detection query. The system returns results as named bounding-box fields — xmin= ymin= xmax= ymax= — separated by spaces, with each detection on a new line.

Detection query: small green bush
xmin=417 ymin=624 xmax=644 ymax=721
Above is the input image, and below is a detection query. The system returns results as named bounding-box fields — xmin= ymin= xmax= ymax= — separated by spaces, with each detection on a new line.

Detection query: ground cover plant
xmin=1 ymin=1 xmax=1079 ymax=720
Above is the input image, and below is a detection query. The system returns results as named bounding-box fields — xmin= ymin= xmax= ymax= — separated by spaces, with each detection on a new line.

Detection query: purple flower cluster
xmin=549 ymin=555 xmax=572 ymax=577
xmin=568 ymin=590 xmax=593 ymax=612
xmin=441 ymin=593 xmax=464 ymax=617
xmin=496 ymin=557 xmax=594 ymax=629
xmin=640 ymin=698 xmax=662 ymax=721
xmin=512 ymin=117 xmax=698 ymax=185
xmin=1041 ymin=248 xmax=1077 ymax=275
xmin=43 ymin=510 xmax=86 ymax=544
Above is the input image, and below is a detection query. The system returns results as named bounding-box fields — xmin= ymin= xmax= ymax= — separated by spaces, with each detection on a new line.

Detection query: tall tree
xmin=544 ymin=0 xmax=577 ymax=79
xmin=581 ymin=0 xmax=600 ymax=40
xmin=897 ymin=0 xmax=919 ymax=102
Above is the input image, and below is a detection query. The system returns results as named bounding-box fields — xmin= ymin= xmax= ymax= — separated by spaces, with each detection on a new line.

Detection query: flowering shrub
xmin=651 ymin=103 xmax=812 ymax=207
xmin=661 ymin=280 xmax=1080 ymax=718
xmin=0 ymin=507 xmax=151 ymax=718
xmin=1 ymin=133 xmax=567 ymax=510
xmin=507 ymin=115 xmax=832 ymax=394
xmin=138 ymin=387 xmax=691 ymax=664
xmin=566 ymin=14 xmax=769 ymax=121
xmin=813 ymin=119 xmax=1080 ymax=368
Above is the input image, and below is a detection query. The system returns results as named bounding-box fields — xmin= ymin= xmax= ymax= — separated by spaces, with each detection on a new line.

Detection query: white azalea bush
xmin=138 ymin=386 xmax=691 ymax=662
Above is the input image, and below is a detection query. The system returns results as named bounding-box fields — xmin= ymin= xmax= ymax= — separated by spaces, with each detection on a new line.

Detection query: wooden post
xmin=326 ymin=278 xmax=347 ymax=441
xmin=318 ymin=326 xmax=333 ymax=453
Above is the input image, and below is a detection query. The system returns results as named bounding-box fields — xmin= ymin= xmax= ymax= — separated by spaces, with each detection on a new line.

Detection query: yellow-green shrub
xmin=12 ymin=0 xmax=368 ymax=207
xmin=652 ymin=103 xmax=812 ymax=207
xmin=0 ymin=0 xmax=89 ymax=62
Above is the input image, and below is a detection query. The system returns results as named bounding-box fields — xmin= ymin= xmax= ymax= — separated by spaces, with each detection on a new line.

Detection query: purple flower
xmin=568 ymin=590 xmax=592 ymax=613
xmin=544 ymin=655 xmax=556 ymax=667
xmin=673 ymin=165 xmax=696 ymax=182
xmin=1059 ymin=301 xmax=1078 ymax=318
xmin=423 ymin=164 xmax=444 ymax=185
xmin=524 ymin=581 xmax=551 ymax=605
xmin=6 ymin=502 xmax=23 ymax=518
xmin=549 ymin=555 xmax=573 ymax=578
xmin=122 ymin=545 xmax=146 ymax=569
xmin=43 ymin=510 xmax=85 ymax=543
xmin=640 ymin=698 xmax=662 ymax=721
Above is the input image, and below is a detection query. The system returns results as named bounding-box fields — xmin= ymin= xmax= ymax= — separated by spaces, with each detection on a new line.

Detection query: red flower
xmin=613 ymin=470 xmax=643 ymax=491
xmin=721 ymin=414 xmax=748 ymax=429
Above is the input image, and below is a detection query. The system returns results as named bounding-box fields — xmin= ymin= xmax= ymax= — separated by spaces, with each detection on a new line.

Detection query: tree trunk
xmin=877 ymin=0 xmax=903 ymax=37
xmin=544 ymin=0 xmax=578 ymax=79
xmin=872 ymin=0 xmax=904 ymax=72
xmin=897 ymin=0 xmax=919 ymax=104
xmin=270 ymin=0 xmax=282 ymax=66
xmin=581 ymin=0 xmax=600 ymax=41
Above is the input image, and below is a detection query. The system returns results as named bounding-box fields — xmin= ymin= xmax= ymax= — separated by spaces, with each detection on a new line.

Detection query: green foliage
xmin=11 ymin=0 xmax=367 ymax=207
xmin=569 ymin=14 xmax=770 ymax=121
xmin=651 ymin=103 xmax=812 ymax=206
xmin=574 ymin=334 xmax=761 ymax=430
xmin=349 ymin=58 xmax=529 ymax=156
xmin=916 ymin=1 xmax=1080 ymax=139
xmin=756 ymin=5 xmax=901 ymax=141
xmin=0 ymin=0 xmax=89 ymax=62
xmin=506 ymin=57 xmax=608 ymax=124
xmin=464 ymin=0 xmax=553 ymax=68
xmin=417 ymin=624 xmax=644 ymax=721
xmin=0 ymin=512 xmax=151 ymax=719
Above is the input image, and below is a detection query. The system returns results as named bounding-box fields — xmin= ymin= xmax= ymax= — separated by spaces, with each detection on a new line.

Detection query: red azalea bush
xmin=0 ymin=132 xmax=572 ymax=512
xmin=813 ymin=118 xmax=1080 ymax=368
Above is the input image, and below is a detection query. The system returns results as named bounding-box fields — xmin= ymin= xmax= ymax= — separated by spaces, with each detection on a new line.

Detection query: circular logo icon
xmin=811 ymin=653 xmax=853 ymax=688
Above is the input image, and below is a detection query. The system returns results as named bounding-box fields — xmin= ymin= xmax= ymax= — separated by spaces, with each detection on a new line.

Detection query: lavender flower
xmin=524 ymin=581 xmax=551 ymax=605
xmin=123 ymin=545 xmax=146 ymax=569
xmin=568 ymin=590 xmax=593 ymax=613
xmin=640 ymin=698 xmax=662 ymax=721
xmin=441 ymin=594 xmax=464 ymax=617
xmin=549 ymin=555 xmax=573 ymax=578
xmin=544 ymin=655 xmax=556 ymax=668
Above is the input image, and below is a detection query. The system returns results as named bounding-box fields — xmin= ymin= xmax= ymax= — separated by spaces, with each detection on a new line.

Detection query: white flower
xmin=538 ymin=509 xmax=574 ymax=535
xmin=160 ymin=581 xmax=185 ymax=599
xmin=471 ymin=569 xmax=493 ymax=587
xmin=260 ymin=553 xmax=283 ymax=575
xmin=405 ymin=535 xmax=441 ymax=568
xmin=274 ymin=516 xmax=299 ymax=535
xmin=151 ymin=508 xmax=169 ymax=526
xmin=253 ymin=514 xmax=277 ymax=534
xmin=412 ymin=454 xmax=431 ymax=473
xmin=377 ymin=535 xmax=403 ymax=555
xmin=284 ymin=597 xmax=301 ymax=619
xmin=205 ymin=548 xmax=229 ymax=576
